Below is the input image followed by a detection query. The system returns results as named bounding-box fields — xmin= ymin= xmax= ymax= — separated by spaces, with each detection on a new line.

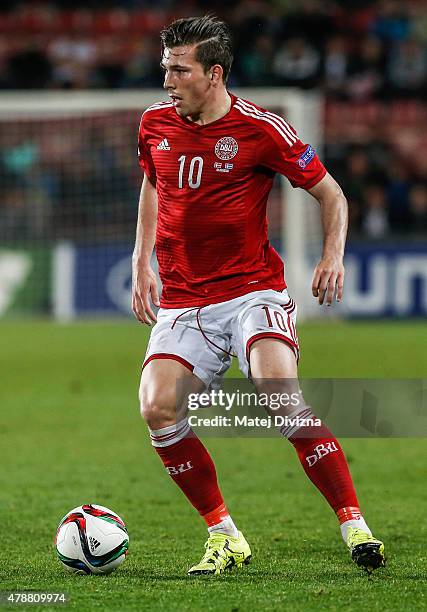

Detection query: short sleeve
xmin=259 ymin=125 xmax=326 ymax=190
xmin=138 ymin=116 xmax=157 ymax=185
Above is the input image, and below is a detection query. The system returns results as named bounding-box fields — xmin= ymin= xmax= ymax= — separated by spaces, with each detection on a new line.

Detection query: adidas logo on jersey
xmin=156 ymin=138 xmax=171 ymax=151
xmin=89 ymin=536 xmax=101 ymax=552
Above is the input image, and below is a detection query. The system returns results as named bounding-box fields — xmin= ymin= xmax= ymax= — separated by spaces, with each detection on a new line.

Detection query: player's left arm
xmin=308 ymin=172 xmax=348 ymax=306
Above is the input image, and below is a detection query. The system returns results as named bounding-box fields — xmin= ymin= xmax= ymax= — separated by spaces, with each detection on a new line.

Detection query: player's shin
xmin=279 ymin=407 xmax=370 ymax=539
xmin=149 ymin=418 xmax=238 ymax=537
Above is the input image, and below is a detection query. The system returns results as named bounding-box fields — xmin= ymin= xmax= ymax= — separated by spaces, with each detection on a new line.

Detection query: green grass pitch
xmin=0 ymin=320 xmax=426 ymax=611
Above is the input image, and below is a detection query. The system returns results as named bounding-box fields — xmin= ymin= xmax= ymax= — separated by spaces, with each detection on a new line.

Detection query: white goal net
xmin=0 ymin=89 xmax=323 ymax=320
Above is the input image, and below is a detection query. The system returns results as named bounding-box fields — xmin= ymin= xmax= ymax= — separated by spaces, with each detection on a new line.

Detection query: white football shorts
xmin=143 ymin=289 xmax=299 ymax=388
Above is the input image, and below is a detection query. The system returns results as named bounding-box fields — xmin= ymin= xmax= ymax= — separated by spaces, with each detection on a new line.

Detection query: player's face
xmin=161 ymin=45 xmax=213 ymax=118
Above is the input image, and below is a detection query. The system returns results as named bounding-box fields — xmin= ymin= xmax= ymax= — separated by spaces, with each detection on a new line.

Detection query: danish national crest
xmin=215 ymin=137 xmax=238 ymax=160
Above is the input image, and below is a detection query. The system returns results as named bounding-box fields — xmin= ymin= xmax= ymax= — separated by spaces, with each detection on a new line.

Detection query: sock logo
xmin=306 ymin=442 xmax=338 ymax=467
xmin=166 ymin=461 xmax=193 ymax=475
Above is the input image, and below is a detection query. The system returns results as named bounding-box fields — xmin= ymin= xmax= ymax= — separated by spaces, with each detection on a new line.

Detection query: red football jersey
xmin=138 ymin=94 xmax=326 ymax=308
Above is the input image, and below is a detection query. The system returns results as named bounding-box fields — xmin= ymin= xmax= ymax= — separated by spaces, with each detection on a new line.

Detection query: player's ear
xmin=210 ymin=65 xmax=223 ymax=84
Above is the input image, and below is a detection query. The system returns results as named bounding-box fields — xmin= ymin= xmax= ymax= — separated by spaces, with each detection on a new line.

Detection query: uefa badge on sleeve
xmin=297 ymin=145 xmax=316 ymax=169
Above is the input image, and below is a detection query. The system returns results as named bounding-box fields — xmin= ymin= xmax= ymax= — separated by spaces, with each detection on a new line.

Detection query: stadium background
xmin=1 ymin=0 xmax=426 ymax=318
xmin=1 ymin=1 xmax=426 ymax=611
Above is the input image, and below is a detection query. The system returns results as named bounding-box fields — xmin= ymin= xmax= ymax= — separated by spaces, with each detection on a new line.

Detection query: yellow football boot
xmin=346 ymin=527 xmax=385 ymax=572
xmin=188 ymin=531 xmax=251 ymax=576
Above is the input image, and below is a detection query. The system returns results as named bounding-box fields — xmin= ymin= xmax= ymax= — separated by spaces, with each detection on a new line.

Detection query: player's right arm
xmin=132 ymin=174 xmax=160 ymax=325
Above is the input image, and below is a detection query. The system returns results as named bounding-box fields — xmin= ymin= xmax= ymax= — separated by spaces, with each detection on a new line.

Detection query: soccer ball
xmin=55 ymin=504 xmax=129 ymax=575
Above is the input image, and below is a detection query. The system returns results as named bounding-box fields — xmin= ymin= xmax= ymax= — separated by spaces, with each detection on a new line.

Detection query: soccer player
xmin=132 ymin=15 xmax=385 ymax=575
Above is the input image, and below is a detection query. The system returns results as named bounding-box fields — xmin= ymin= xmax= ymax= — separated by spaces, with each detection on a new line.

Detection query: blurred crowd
xmin=0 ymin=0 xmax=426 ymax=240
xmin=0 ymin=0 xmax=426 ymax=97
xmin=1 ymin=108 xmax=425 ymax=245
xmin=328 ymin=143 xmax=427 ymax=238
xmin=0 ymin=113 xmax=141 ymax=242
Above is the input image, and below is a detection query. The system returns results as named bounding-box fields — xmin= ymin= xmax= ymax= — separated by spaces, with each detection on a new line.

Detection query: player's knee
xmin=139 ymin=381 xmax=177 ymax=430
xmin=253 ymin=377 xmax=305 ymax=417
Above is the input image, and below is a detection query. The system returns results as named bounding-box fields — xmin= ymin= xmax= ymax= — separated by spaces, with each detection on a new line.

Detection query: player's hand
xmin=311 ymin=256 xmax=344 ymax=306
xmin=132 ymin=262 xmax=160 ymax=325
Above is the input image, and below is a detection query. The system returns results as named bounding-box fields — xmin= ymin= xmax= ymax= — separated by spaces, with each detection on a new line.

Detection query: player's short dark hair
xmin=160 ymin=15 xmax=233 ymax=83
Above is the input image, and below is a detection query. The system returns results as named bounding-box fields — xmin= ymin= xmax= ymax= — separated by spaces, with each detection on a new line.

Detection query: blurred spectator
xmin=337 ymin=147 xmax=372 ymax=232
xmin=92 ymin=37 xmax=126 ymax=88
xmin=347 ymin=37 xmax=385 ymax=100
xmin=282 ymin=0 xmax=334 ymax=48
xmin=362 ymin=182 xmax=390 ymax=238
xmin=232 ymin=0 xmax=280 ymax=46
xmin=6 ymin=39 xmax=52 ymax=88
xmin=0 ymin=170 xmax=27 ymax=240
xmin=370 ymin=0 xmax=412 ymax=42
xmin=238 ymin=35 xmax=275 ymax=86
xmin=408 ymin=183 xmax=427 ymax=233
xmin=323 ymin=36 xmax=349 ymax=98
xmin=123 ymin=38 xmax=161 ymax=87
xmin=386 ymin=159 xmax=411 ymax=230
xmin=387 ymin=38 xmax=427 ymax=98
xmin=48 ymin=34 xmax=96 ymax=89
xmin=273 ymin=37 xmax=321 ymax=89
xmin=412 ymin=4 xmax=427 ymax=45
xmin=345 ymin=147 xmax=372 ymax=202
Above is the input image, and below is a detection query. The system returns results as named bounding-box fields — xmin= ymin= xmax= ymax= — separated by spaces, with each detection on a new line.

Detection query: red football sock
xmin=284 ymin=410 xmax=360 ymax=517
xmin=151 ymin=424 xmax=229 ymax=527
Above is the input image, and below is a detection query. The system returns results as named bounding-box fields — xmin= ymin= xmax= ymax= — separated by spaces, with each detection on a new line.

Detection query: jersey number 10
xmin=178 ymin=155 xmax=204 ymax=189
